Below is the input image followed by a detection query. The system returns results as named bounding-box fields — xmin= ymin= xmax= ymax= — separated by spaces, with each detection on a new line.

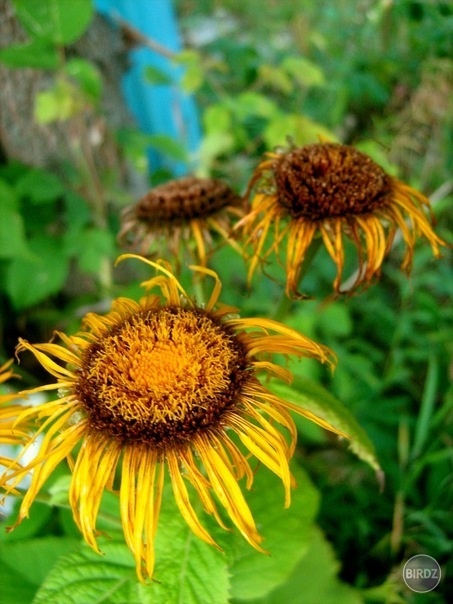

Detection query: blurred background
xmin=0 ymin=1 xmax=452 ymax=602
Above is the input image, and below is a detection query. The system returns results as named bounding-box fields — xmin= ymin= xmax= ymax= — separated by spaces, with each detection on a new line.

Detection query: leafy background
xmin=0 ymin=0 xmax=452 ymax=603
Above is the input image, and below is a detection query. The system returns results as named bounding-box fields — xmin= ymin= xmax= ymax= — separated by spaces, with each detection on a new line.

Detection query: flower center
xmin=273 ymin=143 xmax=393 ymax=220
xmin=135 ymin=176 xmax=242 ymax=224
xmin=74 ymin=307 xmax=251 ymax=446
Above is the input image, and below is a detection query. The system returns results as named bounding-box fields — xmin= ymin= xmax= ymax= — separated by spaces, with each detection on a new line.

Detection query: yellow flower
xmin=0 ymin=360 xmax=29 ymax=471
xmin=2 ymin=256 xmax=342 ymax=582
xmin=237 ymin=142 xmax=447 ymax=296
xmin=118 ymin=176 xmax=245 ymax=266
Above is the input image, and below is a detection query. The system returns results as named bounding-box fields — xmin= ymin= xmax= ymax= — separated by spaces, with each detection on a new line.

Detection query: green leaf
xmin=64 ymin=191 xmax=91 ymax=233
xmin=263 ymin=113 xmax=336 ymax=149
xmin=5 ymin=235 xmax=70 ymax=309
xmin=0 ymin=562 xmax=36 ymax=604
xmin=65 ymin=58 xmax=102 ymax=102
xmin=151 ymin=505 xmax=230 ymax=604
xmin=258 ymin=63 xmax=293 ymax=94
xmin=16 ymin=168 xmax=65 ymax=204
xmin=72 ymin=228 xmax=115 ymax=276
xmin=282 ymin=56 xmax=326 ymax=88
xmin=176 ymin=49 xmax=204 ymax=93
xmin=0 ymin=178 xmax=19 ymax=211
xmin=227 ymin=463 xmax=320 ymax=600
xmin=0 ymin=501 xmax=52 ymax=542
xmin=0 ymin=536 xmax=79 ymax=588
xmin=13 ymin=0 xmax=94 ymax=45
xmin=34 ymin=80 xmax=84 ymax=124
xmin=198 ymin=132 xmax=235 ymax=171
xmin=0 ymin=208 xmax=30 ymax=258
xmin=0 ymin=38 xmax=58 ymax=69
xmin=203 ymin=104 xmax=233 ymax=135
xmin=269 ymin=377 xmax=382 ymax=475
xmin=244 ymin=526 xmax=363 ymax=604
xmin=32 ymin=540 xmax=137 ymax=604
xmin=232 ymin=92 xmax=278 ymax=120
xmin=147 ymin=134 xmax=188 ymax=162
xmin=144 ymin=65 xmax=174 ymax=86
xmin=33 ymin=516 xmax=230 ymax=604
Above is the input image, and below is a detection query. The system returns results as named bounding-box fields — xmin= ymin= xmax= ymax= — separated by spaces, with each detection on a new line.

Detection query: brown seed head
xmin=74 ymin=306 xmax=251 ymax=448
xmin=272 ymin=143 xmax=393 ymax=220
xmin=135 ymin=176 xmax=242 ymax=224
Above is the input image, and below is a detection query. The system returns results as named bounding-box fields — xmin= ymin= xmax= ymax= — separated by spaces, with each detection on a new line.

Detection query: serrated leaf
xmin=151 ymin=507 xmax=230 ymax=604
xmin=269 ymin=377 xmax=382 ymax=474
xmin=244 ymin=526 xmax=363 ymax=604
xmin=0 ymin=38 xmax=58 ymax=69
xmin=226 ymin=463 xmax=320 ymax=600
xmin=32 ymin=540 xmax=139 ymax=604
xmin=13 ymin=0 xmax=94 ymax=45
xmin=5 ymin=236 xmax=69 ymax=309
xmin=33 ymin=515 xmax=230 ymax=604
xmin=16 ymin=168 xmax=65 ymax=204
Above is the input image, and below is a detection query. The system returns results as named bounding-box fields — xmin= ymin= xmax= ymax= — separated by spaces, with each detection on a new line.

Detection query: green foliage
xmin=12 ymin=0 xmax=93 ymax=45
xmin=1 ymin=1 xmax=452 ymax=603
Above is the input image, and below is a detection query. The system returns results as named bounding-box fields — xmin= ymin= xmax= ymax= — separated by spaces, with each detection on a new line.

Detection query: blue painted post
xmin=95 ymin=0 xmax=201 ymax=177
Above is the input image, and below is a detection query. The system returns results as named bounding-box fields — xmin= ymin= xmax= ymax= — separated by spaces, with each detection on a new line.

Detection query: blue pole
xmin=95 ymin=0 xmax=201 ymax=177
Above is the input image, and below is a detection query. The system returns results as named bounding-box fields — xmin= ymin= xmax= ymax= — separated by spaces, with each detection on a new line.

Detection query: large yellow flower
xmin=237 ymin=142 xmax=447 ymax=296
xmin=1 ymin=256 xmax=342 ymax=582
xmin=118 ymin=176 xmax=245 ymax=267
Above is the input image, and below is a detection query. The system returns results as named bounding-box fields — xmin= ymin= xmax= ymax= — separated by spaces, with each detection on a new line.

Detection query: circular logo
xmin=403 ymin=554 xmax=441 ymax=593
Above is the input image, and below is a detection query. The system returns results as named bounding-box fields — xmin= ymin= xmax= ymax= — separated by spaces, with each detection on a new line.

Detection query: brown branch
xmin=114 ymin=15 xmax=177 ymax=59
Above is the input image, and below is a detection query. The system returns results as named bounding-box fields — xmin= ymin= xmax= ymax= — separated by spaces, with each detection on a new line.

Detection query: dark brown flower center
xmin=74 ymin=307 xmax=251 ymax=447
xmin=135 ymin=176 xmax=242 ymax=224
xmin=272 ymin=143 xmax=393 ymax=220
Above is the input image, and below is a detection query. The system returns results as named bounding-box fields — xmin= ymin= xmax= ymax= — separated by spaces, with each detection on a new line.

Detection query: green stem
xmin=274 ymin=237 xmax=322 ymax=322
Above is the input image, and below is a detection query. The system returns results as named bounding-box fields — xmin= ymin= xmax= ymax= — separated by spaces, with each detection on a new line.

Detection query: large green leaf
xmin=5 ymin=235 xmax=69 ymax=309
xmin=240 ymin=526 xmax=363 ymax=604
xmin=0 ymin=178 xmax=18 ymax=211
xmin=13 ymin=0 xmax=94 ymax=45
xmin=225 ymin=463 xmax=320 ymax=600
xmin=15 ymin=168 xmax=65 ymax=204
xmin=0 ymin=563 xmax=36 ymax=604
xmin=269 ymin=377 xmax=382 ymax=475
xmin=0 ymin=208 xmax=29 ymax=258
xmin=0 ymin=536 xmax=78 ymax=604
xmin=33 ymin=509 xmax=230 ymax=603
xmin=0 ymin=38 xmax=58 ymax=69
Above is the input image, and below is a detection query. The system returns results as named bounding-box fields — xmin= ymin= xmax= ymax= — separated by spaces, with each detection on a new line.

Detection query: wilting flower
xmin=2 ymin=256 xmax=343 ymax=581
xmin=118 ymin=176 xmax=245 ymax=266
xmin=236 ymin=142 xmax=447 ymax=296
